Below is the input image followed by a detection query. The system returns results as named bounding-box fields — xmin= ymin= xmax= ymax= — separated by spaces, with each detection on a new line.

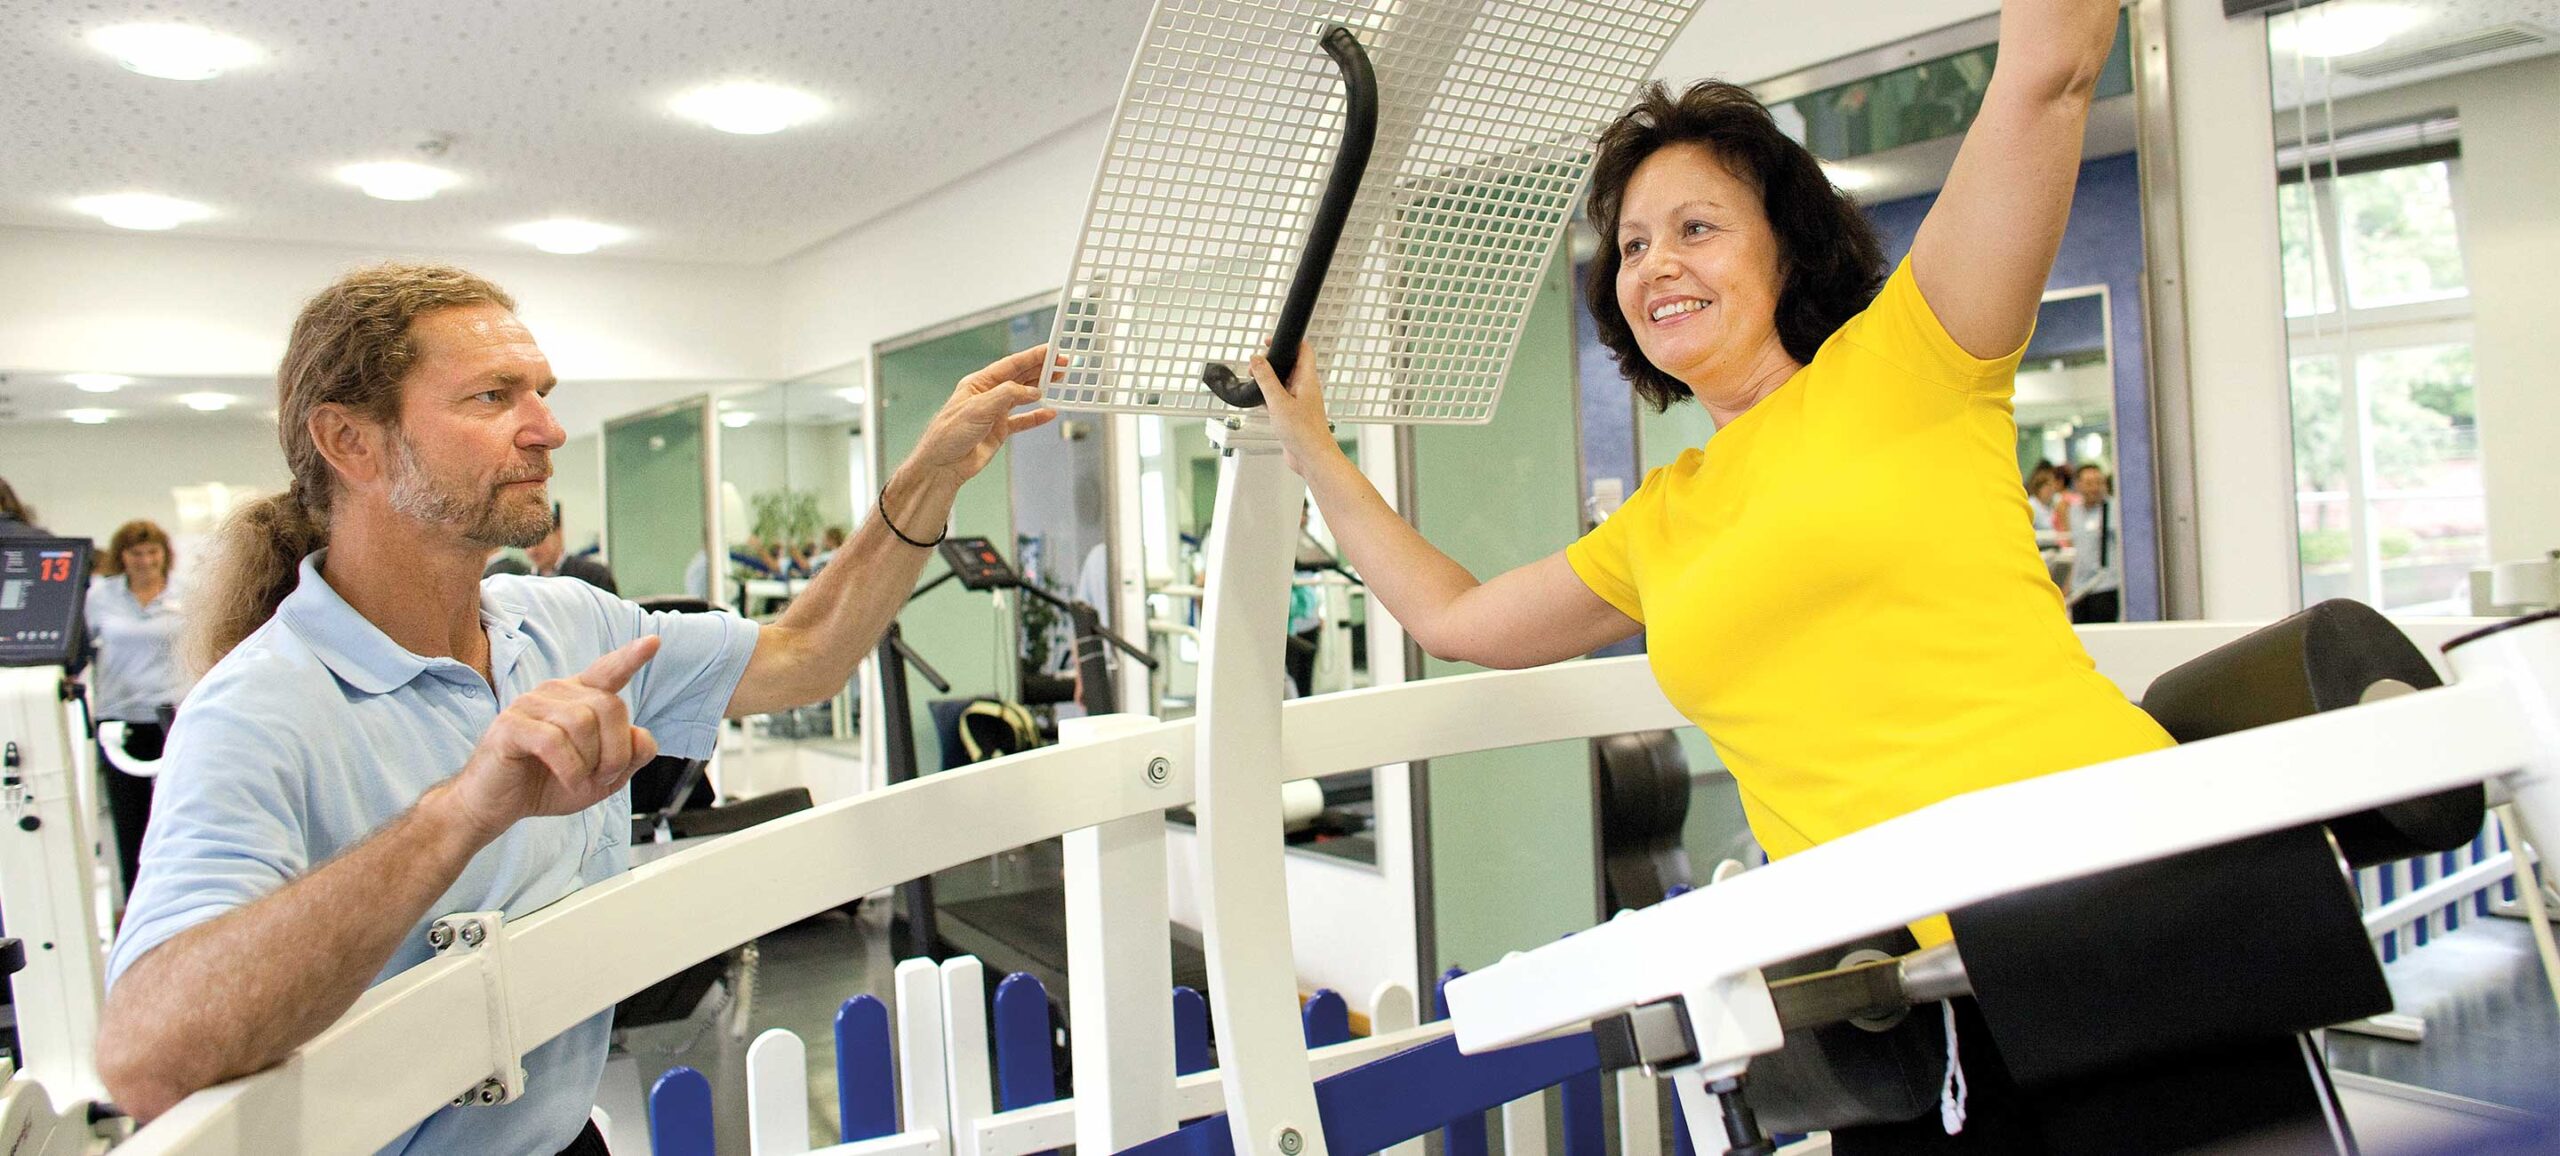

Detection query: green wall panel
xmin=604 ymin=403 xmax=707 ymax=600
xmin=1413 ymin=255 xmax=1600 ymax=976
xmin=875 ymin=310 xmax=1050 ymax=772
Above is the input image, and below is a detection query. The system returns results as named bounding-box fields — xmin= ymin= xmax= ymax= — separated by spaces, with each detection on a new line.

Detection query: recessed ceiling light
xmin=66 ymin=373 xmax=134 ymax=393
xmin=1821 ymin=162 xmax=1877 ymax=192
xmin=503 ymin=218 xmax=630 ymax=255
xmin=178 ymin=392 xmax=235 ymax=412
xmin=669 ymin=81 xmax=828 ymax=135
xmin=2269 ymin=2 xmax=2422 ymax=58
xmin=336 ymin=161 xmax=462 ymax=202
xmin=87 ymin=23 xmax=259 ymax=81
xmin=835 ymin=386 xmax=869 ymax=407
xmin=66 ymin=408 xmax=116 ymax=425
xmin=720 ymin=411 xmax=758 ymax=428
xmin=72 ymin=192 xmax=215 ymax=231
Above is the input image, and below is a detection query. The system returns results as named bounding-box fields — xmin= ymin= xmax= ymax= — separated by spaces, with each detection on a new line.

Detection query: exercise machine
xmin=879 ymin=536 xmax=1191 ymax=1011
xmin=0 ymin=535 xmax=123 ymax=1153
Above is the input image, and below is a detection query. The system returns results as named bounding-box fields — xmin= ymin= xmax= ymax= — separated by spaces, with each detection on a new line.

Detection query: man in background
xmin=2065 ymin=463 xmax=2121 ymax=623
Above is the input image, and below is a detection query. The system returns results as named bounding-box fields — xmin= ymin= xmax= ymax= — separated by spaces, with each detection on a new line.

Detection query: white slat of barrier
xmin=1368 ymin=982 xmax=1426 ymax=1156
xmin=896 ymin=957 xmax=953 ymax=1156
xmin=750 ymin=1028 xmax=814 ymax=1155
xmin=804 ymin=1133 xmax=951 ymax=1156
xmin=1615 ymin=1071 xmax=1664 ymax=1156
xmin=1501 ymin=1093 xmax=1551 ymax=1156
xmin=941 ymin=958 xmax=995 ymax=1156
xmin=1061 ymin=713 xmax=1181 ymax=1153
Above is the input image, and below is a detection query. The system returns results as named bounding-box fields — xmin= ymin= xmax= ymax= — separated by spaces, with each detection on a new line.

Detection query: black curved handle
xmin=1202 ymin=25 xmax=1378 ymax=408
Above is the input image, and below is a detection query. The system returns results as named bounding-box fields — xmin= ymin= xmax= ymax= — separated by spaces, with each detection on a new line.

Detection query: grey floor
xmin=615 ymin=899 xmax=900 ymax=1153
xmin=2327 ymin=915 xmax=2560 ymax=1114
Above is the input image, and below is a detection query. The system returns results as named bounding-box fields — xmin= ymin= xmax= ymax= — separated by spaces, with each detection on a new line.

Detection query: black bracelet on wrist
xmin=878 ymin=485 xmax=946 ymax=549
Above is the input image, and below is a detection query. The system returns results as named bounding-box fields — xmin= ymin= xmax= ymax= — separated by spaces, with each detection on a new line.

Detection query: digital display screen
xmin=0 ymin=537 xmax=92 ymax=668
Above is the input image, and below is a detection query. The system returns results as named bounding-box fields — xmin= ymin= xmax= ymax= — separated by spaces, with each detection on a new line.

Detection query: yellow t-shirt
xmin=1566 ymin=259 xmax=2173 ymax=945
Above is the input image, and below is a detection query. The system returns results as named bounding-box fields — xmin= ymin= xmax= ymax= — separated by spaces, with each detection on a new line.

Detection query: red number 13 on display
xmin=40 ymin=557 xmax=70 ymax=582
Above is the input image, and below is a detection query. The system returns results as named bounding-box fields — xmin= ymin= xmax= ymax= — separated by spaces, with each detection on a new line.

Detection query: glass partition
xmin=871 ymin=300 xmax=1050 ymax=776
xmin=602 ymin=398 xmax=712 ymax=602
xmin=712 ymin=374 xmax=868 ymax=772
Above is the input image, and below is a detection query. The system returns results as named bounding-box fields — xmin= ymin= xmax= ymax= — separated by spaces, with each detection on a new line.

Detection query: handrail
xmin=1200 ymin=26 xmax=1380 ymax=407
xmin=117 ymin=656 xmax=1681 ymax=1154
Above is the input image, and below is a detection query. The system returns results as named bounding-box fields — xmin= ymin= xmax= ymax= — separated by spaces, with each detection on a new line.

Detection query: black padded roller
xmin=1593 ymin=731 xmax=1693 ymax=912
xmin=2140 ymin=598 xmax=2484 ymax=868
xmin=1735 ymin=928 xmax=1946 ymax=1134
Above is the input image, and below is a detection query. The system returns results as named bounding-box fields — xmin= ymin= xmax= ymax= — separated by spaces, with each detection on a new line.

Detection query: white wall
xmin=770 ymin=116 xmax=1111 ymax=379
xmin=0 ymin=416 xmax=287 ymax=551
xmin=0 ymin=226 xmax=783 ymax=385
xmin=2290 ymin=55 xmax=2560 ymax=562
xmin=2168 ymin=0 xmax=2299 ymax=619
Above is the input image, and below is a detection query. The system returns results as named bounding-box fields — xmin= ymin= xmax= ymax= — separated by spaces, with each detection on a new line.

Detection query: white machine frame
xmin=1 ymin=664 xmax=116 ymax=1154
xmin=91 ymin=613 xmax=2554 ymax=1155
xmin=1444 ymin=613 xmax=2560 ymax=1149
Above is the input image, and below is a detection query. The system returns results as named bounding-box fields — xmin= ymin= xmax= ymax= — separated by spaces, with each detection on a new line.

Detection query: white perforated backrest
xmin=1041 ymin=0 xmax=1697 ymax=425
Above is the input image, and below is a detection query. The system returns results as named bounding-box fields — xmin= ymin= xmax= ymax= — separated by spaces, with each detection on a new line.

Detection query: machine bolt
xmin=1277 ymin=1126 xmax=1305 ymax=1156
xmin=459 ymin=920 xmax=487 ymax=948
xmin=427 ymin=923 xmax=456 ymax=950
xmin=1146 ymin=757 xmax=1172 ymax=787
xmin=474 ymin=1078 xmax=504 ymax=1104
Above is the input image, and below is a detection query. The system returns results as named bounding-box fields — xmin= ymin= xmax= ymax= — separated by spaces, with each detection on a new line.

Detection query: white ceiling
xmin=0 ymin=0 xmax=1145 ymax=264
xmin=2266 ymin=0 xmax=2559 ymax=107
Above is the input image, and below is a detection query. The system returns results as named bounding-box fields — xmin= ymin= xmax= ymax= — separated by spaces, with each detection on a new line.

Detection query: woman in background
xmin=86 ymin=519 xmax=189 ymax=910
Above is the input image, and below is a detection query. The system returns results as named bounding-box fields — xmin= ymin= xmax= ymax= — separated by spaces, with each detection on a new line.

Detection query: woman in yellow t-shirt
xmin=1253 ymin=0 xmax=2160 ymax=1148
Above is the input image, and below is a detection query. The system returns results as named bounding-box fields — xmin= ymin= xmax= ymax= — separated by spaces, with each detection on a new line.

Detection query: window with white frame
xmin=2280 ymin=122 xmax=2482 ymax=615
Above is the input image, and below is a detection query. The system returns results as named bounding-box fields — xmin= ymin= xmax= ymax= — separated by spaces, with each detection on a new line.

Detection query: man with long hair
xmin=96 ymin=263 xmax=1053 ymax=1154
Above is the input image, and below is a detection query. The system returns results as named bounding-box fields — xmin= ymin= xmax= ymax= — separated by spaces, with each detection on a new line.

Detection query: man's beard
xmin=387 ymin=434 xmax=551 ymax=549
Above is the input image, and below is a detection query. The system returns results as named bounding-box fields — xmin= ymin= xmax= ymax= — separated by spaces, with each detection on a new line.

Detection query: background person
xmin=86 ymin=518 xmax=189 ymax=909
xmin=1254 ymin=1 xmax=2155 ymax=1146
xmin=0 ymin=475 xmax=44 ymax=536
xmin=2065 ymin=462 xmax=2122 ymax=623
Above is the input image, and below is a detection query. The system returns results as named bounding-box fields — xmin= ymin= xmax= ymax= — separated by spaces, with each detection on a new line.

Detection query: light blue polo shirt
xmin=109 ymin=552 xmax=758 ymax=1155
xmin=85 ymin=573 xmax=188 ymax=723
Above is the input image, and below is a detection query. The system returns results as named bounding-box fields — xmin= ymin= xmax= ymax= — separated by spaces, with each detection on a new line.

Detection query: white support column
xmin=1061 ymin=712 xmax=1179 ymax=1151
xmin=0 ymin=668 xmax=109 ymax=1105
xmin=895 ymin=958 xmax=952 ymax=1156
xmin=1500 ymin=1094 xmax=1550 ymax=1156
xmin=940 ymin=958 xmax=994 ymax=1156
xmin=1192 ymin=416 xmax=1327 ymax=1156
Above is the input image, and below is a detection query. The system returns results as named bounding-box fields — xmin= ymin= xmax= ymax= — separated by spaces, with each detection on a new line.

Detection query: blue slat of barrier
xmin=1303 ymin=989 xmax=1352 ymax=1048
xmin=2379 ymin=866 xmax=2400 ymax=963
xmin=2444 ymin=850 xmax=2463 ymax=932
xmin=648 ymin=1066 xmax=716 ymax=1156
xmin=994 ymin=973 xmax=1060 ymax=1110
xmin=1174 ymin=986 xmax=1213 ymax=1076
xmin=1116 ymin=1031 xmax=1602 ymax=1156
xmin=837 ymin=995 xmax=899 ymax=1142
xmin=1435 ymin=967 xmax=1489 ymax=1156
xmin=2476 ymin=830 xmax=2494 ymax=917
xmin=2413 ymin=858 xmax=2432 ymax=947
xmin=1670 ymin=1075 xmax=1695 ymax=1156
xmin=1559 ymin=1067 xmax=1604 ymax=1156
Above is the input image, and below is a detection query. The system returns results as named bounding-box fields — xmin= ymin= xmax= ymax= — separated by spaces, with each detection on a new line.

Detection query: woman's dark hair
xmin=1583 ymin=80 xmax=1885 ymax=412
